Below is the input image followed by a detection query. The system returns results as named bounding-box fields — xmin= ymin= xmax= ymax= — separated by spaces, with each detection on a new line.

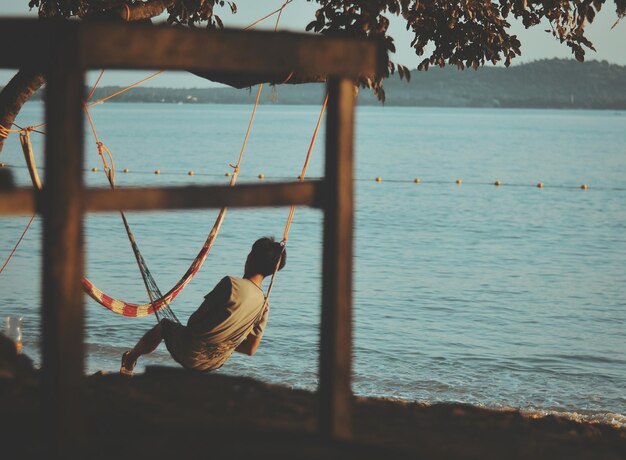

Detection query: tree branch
xmin=0 ymin=68 xmax=45 ymax=154
xmin=85 ymin=0 xmax=175 ymax=21
xmin=112 ymin=0 xmax=175 ymax=22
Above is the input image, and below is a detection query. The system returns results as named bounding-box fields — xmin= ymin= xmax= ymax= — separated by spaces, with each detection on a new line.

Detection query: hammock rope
xmin=260 ymin=93 xmax=329 ymax=311
xmin=79 ymin=73 xmax=255 ymax=320
xmin=0 ymin=214 xmax=36 ymax=276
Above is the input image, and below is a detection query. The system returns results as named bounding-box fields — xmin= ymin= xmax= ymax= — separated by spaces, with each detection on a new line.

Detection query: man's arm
xmin=235 ymin=302 xmax=269 ymax=356
xmin=235 ymin=333 xmax=262 ymax=356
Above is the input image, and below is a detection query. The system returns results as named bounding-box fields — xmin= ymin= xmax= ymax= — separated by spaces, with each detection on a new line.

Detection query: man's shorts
xmin=160 ymin=318 xmax=236 ymax=372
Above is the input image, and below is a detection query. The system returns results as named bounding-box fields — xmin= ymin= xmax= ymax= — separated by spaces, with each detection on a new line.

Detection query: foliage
xmin=22 ymin=0 xmax=626 ymax=100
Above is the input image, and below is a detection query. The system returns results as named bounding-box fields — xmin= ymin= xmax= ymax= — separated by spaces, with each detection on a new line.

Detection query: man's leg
xmin=121 ymin=321 xmax=164 ymax=374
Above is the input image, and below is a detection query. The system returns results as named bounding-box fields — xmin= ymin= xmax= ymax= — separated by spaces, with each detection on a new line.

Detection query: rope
xmin=281 ymin=71 xmax=294 ymax=84
xmin=3 ymin=162 xmax=609 ymax=191
xmin=83 ymin=99 xmax=181 ymax=319
xmin=243 ymin=0 xmax=292 ymax=31
xmin=232 ymin=0 xmax=292 ymax=161
xmin=87 ymin=69 xmax=106 ymax=102
xmin=0 ymin=215 xmax=36 ymax=276
xmin=0 ymin=129 xmax=43 ymax=278
xmin=0 ymin=124 xmax=25 ymax=139
xmin=260 ymin=93 xmax=328 ymax=312
xmin=282 ymin=94 xmax=328 ymax=242
xmin=12 ymin=123 xmax=45 ymax=136
xmin=87 ymin=71 xmax=166 ymax=107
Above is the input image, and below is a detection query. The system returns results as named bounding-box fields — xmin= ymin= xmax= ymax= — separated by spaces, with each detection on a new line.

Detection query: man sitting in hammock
xmin=120 ymin=237 xmax=286 ymax=375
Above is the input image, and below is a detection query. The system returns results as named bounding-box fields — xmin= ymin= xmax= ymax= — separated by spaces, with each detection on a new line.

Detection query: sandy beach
xmin=1 ymin=357 xmax=624 ymax=460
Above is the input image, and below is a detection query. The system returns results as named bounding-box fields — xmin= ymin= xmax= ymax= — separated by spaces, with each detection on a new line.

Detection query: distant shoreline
xmin=16 ymin=98 xmax=626 ymax=111
xmin=5 ymin=58 xmax=624 ymax=110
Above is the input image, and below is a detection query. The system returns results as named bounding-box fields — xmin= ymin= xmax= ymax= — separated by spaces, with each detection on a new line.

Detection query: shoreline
xmin=11 ymin=98 xmax=626 ymax=111
xmin=0 ymin=326 xmax=626 ymax=460
xmin=7 ymin=342 xmax=626 ymax=432
xmin=2 ymin=366 xmax=625 ymax=459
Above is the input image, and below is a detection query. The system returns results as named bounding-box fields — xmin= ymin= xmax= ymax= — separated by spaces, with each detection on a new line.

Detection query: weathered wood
xmin=0 ymin=188 xmax=34 ymax=214
xmin=319 ymin=77 xmax=355 ymax=440
xmin=0 ymin=181 xmax=324 ymax=215
xmin=0 ymin=20 xmax=382 ymax=79
xmin=0 ymin=21 xmax=71 ymax=69
xmin=83 ymin=181 xmax=324 ymax=212
xmin=83 ymin=24 xmax=380 ymax=77
xmin=41 ymin=28 xmax=85 ymax=457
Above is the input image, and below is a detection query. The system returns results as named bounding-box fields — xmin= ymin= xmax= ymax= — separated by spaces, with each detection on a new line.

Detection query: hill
xmin=370 ymin=58 xmax=626 ymax=109
xmin=6 ymin=59 xmax=625 ymax=109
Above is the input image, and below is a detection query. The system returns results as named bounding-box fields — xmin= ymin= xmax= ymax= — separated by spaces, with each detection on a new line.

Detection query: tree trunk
xmin=114 ymin=0 xmax=174 ymax=21
xmin=0 ymin=67 xmax=45 ymax=154
xmin=85 ymin=0 xmax=174 ymax=21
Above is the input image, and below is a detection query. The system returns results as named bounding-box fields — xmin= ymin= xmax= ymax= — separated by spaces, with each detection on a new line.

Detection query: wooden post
xmin=41 ymin=24 xmax=85 ymax=457
xmin=319 ymin=77 xmax=355 ymax=440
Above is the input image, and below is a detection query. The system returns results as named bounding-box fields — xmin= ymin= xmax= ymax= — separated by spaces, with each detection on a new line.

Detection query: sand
xmin=1 ymin=362 xmax=624 ymax=460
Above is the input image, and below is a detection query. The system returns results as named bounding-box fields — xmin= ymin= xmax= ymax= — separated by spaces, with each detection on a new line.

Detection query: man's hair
xmin=247 ymin=237 xmax=287 ymax=277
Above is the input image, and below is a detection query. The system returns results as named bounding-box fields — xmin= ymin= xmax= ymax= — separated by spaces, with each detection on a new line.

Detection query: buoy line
xmin=1 ymin=163 xmax=623 ymax=191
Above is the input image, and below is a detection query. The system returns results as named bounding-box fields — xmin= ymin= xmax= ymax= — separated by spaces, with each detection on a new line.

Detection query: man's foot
xmin=120 ymin=351 xmax=136 ymax=376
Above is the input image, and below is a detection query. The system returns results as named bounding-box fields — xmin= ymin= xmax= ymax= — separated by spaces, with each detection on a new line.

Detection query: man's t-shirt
xmin=188 ymin=276 xmax=269 ymax=344
xmin=163 ymin=276 xmax=268 ymax=371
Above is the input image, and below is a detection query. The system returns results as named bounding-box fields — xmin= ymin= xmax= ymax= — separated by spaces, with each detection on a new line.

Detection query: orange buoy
xmin=188 ymin=170 xmax=195 ymax=176
xmin=456 ymin=179 xmax=462 ymax=185
xmin=537 ymin=182 xmax=544 ymax=188
xmin=258 ymin=173 xmax=265 ymax=180
xmin=225 ymin=172 xmax=231 ymax=177
xmin=580 ymin=183 xmax=588 ymax=190
xmin=375 ymin=177 xmax=382 ymax=182
xmin=154 ymin=169 xmax=161 ymax=175
xmin=494 ymin=180 xmax=501 ymax=186
xmin=91 ymin=167 xmax=98 ymax=172
xmin=123 ymin=168 xmax=129 ymax=173
xmin=414 ymin=178 xmax=421 ymax=183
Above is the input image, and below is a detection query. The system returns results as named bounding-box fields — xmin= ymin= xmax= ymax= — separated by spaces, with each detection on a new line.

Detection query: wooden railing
xmin=0 ymin=19 xmax=382 ymax=454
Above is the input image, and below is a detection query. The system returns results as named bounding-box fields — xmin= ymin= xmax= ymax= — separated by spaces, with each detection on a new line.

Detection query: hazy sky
xmin=1 ymin=0 xmax=624 ymax=87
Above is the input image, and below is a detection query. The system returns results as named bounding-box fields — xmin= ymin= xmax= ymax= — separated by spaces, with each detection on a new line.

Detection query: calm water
xmin=1 ymin=101 xmax=625 ymax=427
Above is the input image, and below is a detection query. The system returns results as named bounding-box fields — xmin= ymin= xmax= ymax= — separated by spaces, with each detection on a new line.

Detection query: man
xmin=120 ymin=236 xmax=286 ymax=375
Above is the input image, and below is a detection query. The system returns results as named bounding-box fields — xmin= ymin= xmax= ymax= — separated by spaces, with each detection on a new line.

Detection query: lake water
xmin=1 ymin=100 xmax=625 ymax=428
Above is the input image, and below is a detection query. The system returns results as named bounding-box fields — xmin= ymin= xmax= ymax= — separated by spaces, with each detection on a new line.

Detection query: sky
xmin=1 ymin=0 xmax=624 ymax=87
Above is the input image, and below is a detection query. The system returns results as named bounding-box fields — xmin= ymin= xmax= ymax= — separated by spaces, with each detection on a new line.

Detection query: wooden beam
xmin=0 ymin=181 xmax=324 ymax=215
xmin=319 ymin=77 xmax=355 ymax=440
xmin=0 ymin=188 xmax=35 ymax=215
xmin=82 ymin=24 xmax=380 ymax=77
xmin=0 ymin=20 xmax=75 ymax=69
xmin=0 ymin=20 xmax=383 ymax=79
xmin=83 ymin=181 xmax=324 ymax=212
xmin=40 ymin=27 xmax=85 ymax=457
